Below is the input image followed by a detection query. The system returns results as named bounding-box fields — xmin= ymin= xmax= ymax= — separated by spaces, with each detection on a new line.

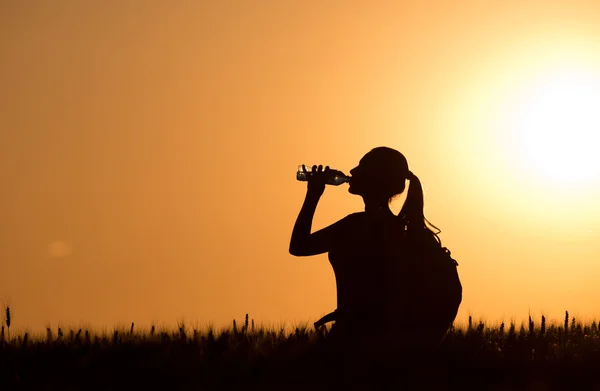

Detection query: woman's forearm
xmin=289 ymin=192 xmax=321 ymax=255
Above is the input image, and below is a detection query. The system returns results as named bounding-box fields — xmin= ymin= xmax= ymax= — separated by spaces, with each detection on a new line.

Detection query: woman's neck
xmin=363 ymin=198 xmax=392 ymax=214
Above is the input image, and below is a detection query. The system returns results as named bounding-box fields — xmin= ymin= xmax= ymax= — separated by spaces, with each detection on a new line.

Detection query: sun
xmin=510 ymin=68 xmax=600 ymax=185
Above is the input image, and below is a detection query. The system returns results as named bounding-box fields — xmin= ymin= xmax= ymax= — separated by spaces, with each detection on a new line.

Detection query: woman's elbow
xmin=289 ymin=243 xmax=325 ymax=257
xmin=289 ymin=245 xmax=302 ymax=257
xmin=289 ymin=243 xmax=308 ymax=257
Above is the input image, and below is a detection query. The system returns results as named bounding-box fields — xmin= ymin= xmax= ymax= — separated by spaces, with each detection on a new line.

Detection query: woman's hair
xmin=398 ymin=172 xmax=441 ymax=243
xmin=367 ymin=147 xmax=441 ymax=242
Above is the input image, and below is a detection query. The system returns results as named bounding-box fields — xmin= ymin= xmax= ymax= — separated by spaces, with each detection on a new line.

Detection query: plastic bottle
xmin=296 ymin=165 xmax=351 ymax=186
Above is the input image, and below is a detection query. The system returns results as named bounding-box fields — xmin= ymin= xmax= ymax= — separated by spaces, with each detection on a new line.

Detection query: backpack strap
xmin=442 ymin=247 xmax=459 ymax=266
xmin=314 ymin=310 xmax=338 ymax=329
xmin=313 ymin=309 xmax=383 ymax=330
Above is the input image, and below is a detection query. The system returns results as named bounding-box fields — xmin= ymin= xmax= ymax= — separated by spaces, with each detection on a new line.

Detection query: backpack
xmin=394 ymin=227 xmax=462 ymax=336
xmin=313 ymin=219 xmax=462 ymax=337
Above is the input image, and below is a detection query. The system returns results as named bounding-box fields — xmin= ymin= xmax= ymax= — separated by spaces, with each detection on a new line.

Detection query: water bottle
xmin=296 ymin=165 xmax=351 ymax=186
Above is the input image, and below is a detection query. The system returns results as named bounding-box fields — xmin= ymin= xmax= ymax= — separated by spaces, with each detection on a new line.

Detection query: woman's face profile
xmin=348 ymin=148 xmax=407 ymax=198
xmin=348 ymin=154 xmax=376 ymax=196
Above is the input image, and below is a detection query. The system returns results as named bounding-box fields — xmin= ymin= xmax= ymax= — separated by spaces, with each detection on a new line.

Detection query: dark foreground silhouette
xmin=2 ymin=316 xmax=600 ymax=390
xmin=290 ymin=147 xmax=462 ymax=380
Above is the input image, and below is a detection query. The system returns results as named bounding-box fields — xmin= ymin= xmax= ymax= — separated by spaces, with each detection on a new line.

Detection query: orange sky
xmin=2 ymin=1 xmax=600 ymax=333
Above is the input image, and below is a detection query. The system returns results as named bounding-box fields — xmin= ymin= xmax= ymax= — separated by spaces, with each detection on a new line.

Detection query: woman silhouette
xmin=290 ymin=146 xmax=458 ymax=379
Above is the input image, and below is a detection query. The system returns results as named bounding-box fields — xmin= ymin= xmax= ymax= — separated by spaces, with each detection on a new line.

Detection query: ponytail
xmin=397 ymin=172 xmax=441 ymax=243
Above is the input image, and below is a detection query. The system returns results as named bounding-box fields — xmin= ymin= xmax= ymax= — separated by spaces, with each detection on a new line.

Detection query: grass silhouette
xmin=2 ymin=312 xmax=600 ymax=389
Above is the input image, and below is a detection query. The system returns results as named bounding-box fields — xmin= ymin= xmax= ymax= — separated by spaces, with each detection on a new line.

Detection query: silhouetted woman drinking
xmin=289 ymin=146 xmax=461 ymax=384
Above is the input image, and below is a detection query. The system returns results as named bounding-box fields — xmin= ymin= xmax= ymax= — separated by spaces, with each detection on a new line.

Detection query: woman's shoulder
xmin=329 ymin=212 xmax=366 ymax=234
xmin=347 ymin=211 xmax=366 ymax=219
xmin=339 ymin=212 xmax=367 ymax=224
xmin=338 ymin=211 xmax=408 ymax=228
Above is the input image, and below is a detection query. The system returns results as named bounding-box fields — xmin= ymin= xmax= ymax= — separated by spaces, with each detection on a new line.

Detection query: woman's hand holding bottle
xmin=302 ymin=164 xmax=329 ymax=198
xmin=297 ymin=164 xmax=350 ymax=200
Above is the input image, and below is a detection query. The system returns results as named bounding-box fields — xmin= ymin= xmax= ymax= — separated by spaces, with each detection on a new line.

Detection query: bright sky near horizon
xmin=2 ymin=1 xmax=600 ymax=333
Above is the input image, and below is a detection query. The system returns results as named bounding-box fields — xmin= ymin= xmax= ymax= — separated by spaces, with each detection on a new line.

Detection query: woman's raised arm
xmin=289 ymin=165 xmax=347 ymax=256
xmin=289 ymin=193 xmax=349 ymax=256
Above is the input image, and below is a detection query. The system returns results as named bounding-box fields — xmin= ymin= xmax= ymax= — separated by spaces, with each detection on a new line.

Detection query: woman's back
xmin=326 ymin=210 xmax=458 ymax=347
xmin=327 ymin=211 xmax=413 ymax=338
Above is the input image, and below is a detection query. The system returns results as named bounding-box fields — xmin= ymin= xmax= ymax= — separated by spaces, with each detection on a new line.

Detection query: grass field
xmin=2 ymin=311 xmax=600 ymax=390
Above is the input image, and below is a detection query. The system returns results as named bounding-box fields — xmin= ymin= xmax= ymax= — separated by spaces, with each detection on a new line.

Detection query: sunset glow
xmin=512 ymin=68 xmax=600 ymax=185
xmin=2 ymin=1 xmax=600 ymax=335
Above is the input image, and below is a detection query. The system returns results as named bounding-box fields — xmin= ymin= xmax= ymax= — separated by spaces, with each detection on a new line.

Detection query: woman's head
xmin=349 ymin=147 xmax=410 ymax=201
xmin=349 ymin=146 xmax=432 ymax=234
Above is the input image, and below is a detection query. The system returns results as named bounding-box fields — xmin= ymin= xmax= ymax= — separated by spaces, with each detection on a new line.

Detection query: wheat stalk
xmin=541 ymin=315 xmax=546 ymax=335
xmin=528 ymin=315 xmax=534 ymax=337
xmin=4 ymin=306 xmax=10 ymax=341
xmin=179 ymin=322 xmax=187 ymax=341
